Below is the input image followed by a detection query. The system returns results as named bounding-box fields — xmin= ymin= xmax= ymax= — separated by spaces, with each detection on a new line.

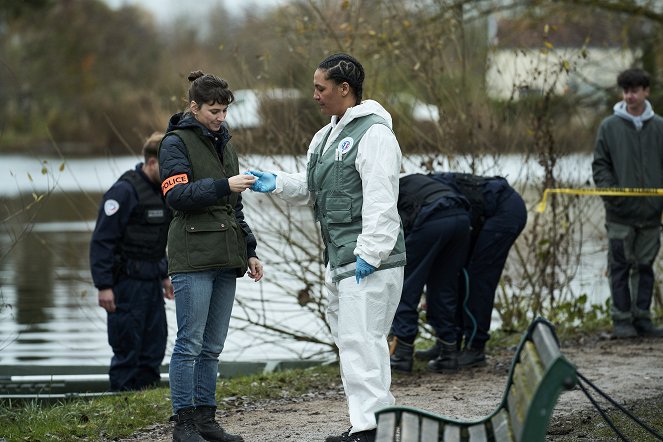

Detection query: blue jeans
xmin=169 ymin=269 xmax=237 ymax=413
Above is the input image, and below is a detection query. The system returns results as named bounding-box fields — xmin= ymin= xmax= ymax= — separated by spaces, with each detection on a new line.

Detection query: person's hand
xmin=247 ymin=257 xmax=264 ymax=282
xmin=228 ymin=173 xmax=257 ymax=193
xmin=355 ymin=256 xmax=376 ymax=284
xmin=98 ymin=288 xmax=116 ymax=313
xmin=162 ymin=277 xmax=174 ymax=300
xmin=245 ymin=170 xmax=276 ymax=192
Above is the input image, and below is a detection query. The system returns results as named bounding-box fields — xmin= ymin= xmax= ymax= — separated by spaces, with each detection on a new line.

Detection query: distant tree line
xmin=0 ymin=0 xmax=662 ymax=156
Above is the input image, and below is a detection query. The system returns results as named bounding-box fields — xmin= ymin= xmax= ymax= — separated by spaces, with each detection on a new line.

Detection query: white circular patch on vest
xmin=337 ymin=137 xmax=354 ymax=156
xmin=104 ymin=199 xmax=120 ymax=216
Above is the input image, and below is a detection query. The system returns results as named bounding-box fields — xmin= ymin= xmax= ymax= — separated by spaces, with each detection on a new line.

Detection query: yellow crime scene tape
xmin=536 ymin=187 xmax=663 ymax=213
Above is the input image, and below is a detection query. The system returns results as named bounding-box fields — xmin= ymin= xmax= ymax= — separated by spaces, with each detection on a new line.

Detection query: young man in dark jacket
xmin=592 ymin=68 xmax=663 ymax=338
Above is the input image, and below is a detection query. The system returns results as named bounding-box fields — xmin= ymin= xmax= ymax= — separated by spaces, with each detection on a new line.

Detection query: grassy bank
xmin=0 ymin=365 xmax=341 ymax=441
xmin=4 ymin=359 xmax=661 ymax=442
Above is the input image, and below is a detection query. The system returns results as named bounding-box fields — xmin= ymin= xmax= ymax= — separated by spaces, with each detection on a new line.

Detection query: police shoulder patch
xmin=104 ymin=199 xmax=120 ymax=216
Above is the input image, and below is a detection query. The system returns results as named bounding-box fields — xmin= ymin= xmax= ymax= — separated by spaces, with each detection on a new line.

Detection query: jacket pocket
xmin=184 ymin=218 xmax=240 ymax=269
xmin=325 ymin=195 xmax=353 ymax=247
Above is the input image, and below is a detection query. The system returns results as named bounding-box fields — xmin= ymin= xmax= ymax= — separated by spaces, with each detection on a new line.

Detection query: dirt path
xmin=122 ymin=334 xmax=663 ymax=442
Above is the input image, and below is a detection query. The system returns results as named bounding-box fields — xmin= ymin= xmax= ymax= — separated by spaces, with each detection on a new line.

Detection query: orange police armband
xmin=162 ymin=173 xmax=189 ymax=195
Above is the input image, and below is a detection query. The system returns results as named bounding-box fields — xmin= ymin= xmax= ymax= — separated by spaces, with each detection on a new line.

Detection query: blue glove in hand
xmin=247 ymin=170 xmax=277 ymax=193
xmin=355 ymin=256 xmax=376 ymax=284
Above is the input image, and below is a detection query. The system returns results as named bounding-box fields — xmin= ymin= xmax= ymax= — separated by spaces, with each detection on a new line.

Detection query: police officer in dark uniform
xmin=90 ymin=132 xmax=174 ymax=392
xmin=390 ymin=173 xmax=471 ymax=373
xmin=416 ymin=172 xmax=527 ymax=368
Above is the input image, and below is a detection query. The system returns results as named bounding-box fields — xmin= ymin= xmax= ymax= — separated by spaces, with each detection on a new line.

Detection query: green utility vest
xmin=307 ymin=115 xmax=406 ymax=282
xmin=164 ymin=129 xmax=247 ymax=275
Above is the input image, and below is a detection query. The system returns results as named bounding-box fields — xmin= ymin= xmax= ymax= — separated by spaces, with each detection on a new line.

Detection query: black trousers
xmin=392 ymin=207 xmax=471 ymax=343
xmin=457 ymin=190 xmax=527 ymax=350
xmin=107 ymin=277 xmax=167 ymax=391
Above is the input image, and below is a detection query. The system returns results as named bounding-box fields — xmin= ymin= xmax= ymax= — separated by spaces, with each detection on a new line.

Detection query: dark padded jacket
xmin=592 ymin=113 xmax=663 ymax=226
xmin=398 ymin=173 xmax=469 ymax=234
xmin=90 ymin=164 xmax=170 ymax=289
xmin=159 ymin=112 xmax=258 ymax=275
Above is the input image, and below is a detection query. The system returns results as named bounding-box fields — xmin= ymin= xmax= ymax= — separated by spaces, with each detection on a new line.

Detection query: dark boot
xmin=193 ymin=406 xmax=243 ymax=442
xmin=414 ymin=338 xmax=443 ymax=361
xmin=612 ymin=319 xmax=637 ymax=338
xmin=633 ymin=318 xmax=663 ymax=337
xmin=389 ymin=337 xmax=414 ymax=373
xmin=457 ymin=347 xmax=486 ymax=368
xmin=325 ymin=428 xmax=376 ymax=442
xmin=428 ymin=341 xmax=458 ymax=373
xmin=171 ymin=407 xmax=205 ymax=442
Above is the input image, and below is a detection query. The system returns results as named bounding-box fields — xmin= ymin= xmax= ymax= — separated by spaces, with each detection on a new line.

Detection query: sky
xmin=101 ymin=0 xmax=291 ymax=22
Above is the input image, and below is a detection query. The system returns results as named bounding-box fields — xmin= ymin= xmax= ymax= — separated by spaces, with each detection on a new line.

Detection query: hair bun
xmin=188 ymin=70 xmax=205 ymax=82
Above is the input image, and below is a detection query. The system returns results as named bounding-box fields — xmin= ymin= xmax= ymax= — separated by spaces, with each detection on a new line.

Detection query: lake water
xmin=0 ymin=153 xmax=619 ymax=366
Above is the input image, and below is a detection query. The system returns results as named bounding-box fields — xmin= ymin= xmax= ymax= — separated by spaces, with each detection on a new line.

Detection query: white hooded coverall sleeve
xmin=353 ymin=124 xmax=402 ymax=268
xmin=271 ymin=126 xmax=331 ymax=205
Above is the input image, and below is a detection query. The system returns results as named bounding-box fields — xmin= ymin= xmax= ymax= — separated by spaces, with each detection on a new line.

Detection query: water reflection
xmin=0 ymin=226 xmax=112 ymax=364
xmin=0 ymin=185 xmax=330 ymax=365
xmin=14 ymin=233 xmax=54 ymax=330
xmin=1 ymin=153 xmax=623 ymax=366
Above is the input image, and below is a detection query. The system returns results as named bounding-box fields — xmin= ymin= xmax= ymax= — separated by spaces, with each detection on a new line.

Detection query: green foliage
xmin=1 ymin=0 xmax=165 ymax=154
xmin=551 ymin=294 xmax=609 ymax=327
xmin=0 ymin=0 xmax=52 ymax=20
xmin=1 ymin=0 xmax=651 ymax=155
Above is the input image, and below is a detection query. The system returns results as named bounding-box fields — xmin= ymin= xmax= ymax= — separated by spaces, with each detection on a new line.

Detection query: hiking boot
xmin=428 ymin=341 xmax=458 ymax=373
xmin=633 ymin=318 xmax=663 ymax=338
xmin=193 ymin=406 xmax=244 ymax=442
xmin=457 ymin=347 xmax=486 ymax=368
xmin=414 ymin=338 xmax=443 ymax=361
xmin=612 ymin=319 xmax=637 ymax=338
xmin=325 ymin=428 xmax=376 ymax=442
xmin=171 ymin=407 xmax=205 ymax=442
xmin=389 ymin=337 xmax=414 ymax=373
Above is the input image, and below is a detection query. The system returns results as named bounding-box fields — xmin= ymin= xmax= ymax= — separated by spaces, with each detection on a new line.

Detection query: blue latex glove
xmin=355 ymin=256 xmax=376 ymax=284
xmin=246 ymin=170 xmax=277 ymax=193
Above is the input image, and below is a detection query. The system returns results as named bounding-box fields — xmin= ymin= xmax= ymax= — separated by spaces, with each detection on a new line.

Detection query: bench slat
xmin=507 ymin=384 xmax=524 ymax=440
xmin=421 ymin=417 xmax=439 ymax=442
xmin=443 ymin=424 xmax=461 ymax=442
xmin=375 ymin=411 xmax=396 ymax=442
xmin=491 ymin=408 xmax=514 ymax=442
xmin=512 ymin=361 xmax=534 ymax=404
xmin=532 ymin=321 xmax=561 ymax=369
xmin=402 ymin=411 xmax=420 ymax=441
xmin=510 ymin=341 xmax=544 ymax=413
xmin=519 ymin=341 xmax=545 ymax=390
xmin=468 ymin=423 xmax=488 ymax=441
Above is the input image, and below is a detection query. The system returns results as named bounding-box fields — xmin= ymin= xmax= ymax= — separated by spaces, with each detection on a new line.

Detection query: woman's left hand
xmin=229 ymin=173 xmax=257 ymax=192
xmin=247 ymin=257 xmax=264 ymax=282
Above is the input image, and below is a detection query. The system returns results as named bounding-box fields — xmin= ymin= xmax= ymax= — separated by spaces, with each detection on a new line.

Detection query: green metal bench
xmin=375 ymin=317 xmax=577 ymax=442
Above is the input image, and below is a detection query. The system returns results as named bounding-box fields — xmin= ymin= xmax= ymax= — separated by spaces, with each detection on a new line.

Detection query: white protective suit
xmin=274 ymin=99 xmax=405 ymax=432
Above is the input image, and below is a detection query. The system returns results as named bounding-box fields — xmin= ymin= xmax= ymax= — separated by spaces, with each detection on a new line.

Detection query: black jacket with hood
xmin=159 ymin=112 xmax=257 ymax=274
